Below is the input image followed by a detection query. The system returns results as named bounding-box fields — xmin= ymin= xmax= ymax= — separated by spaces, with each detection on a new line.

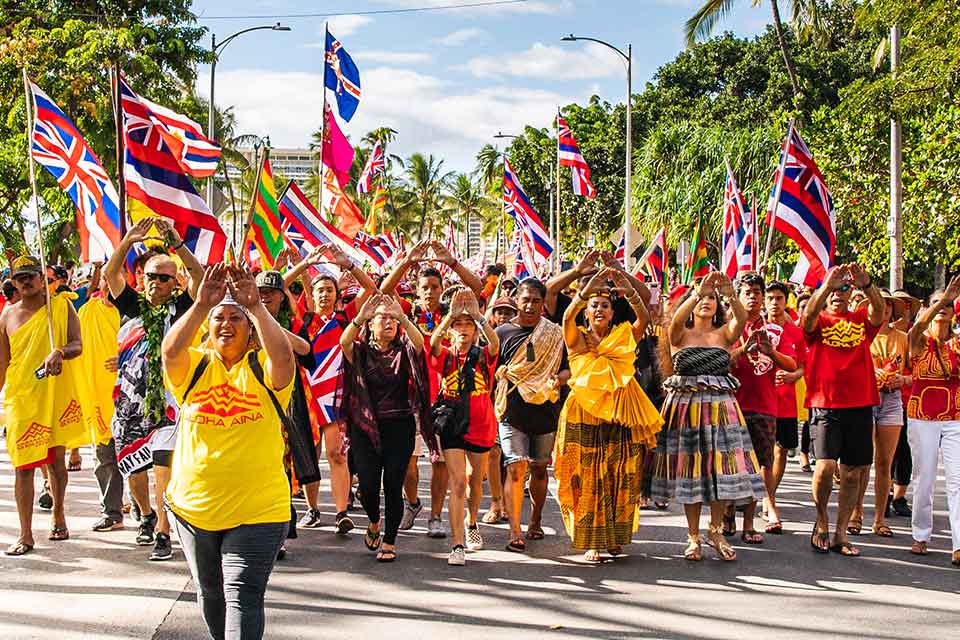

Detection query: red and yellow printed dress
xmin=3 ymin=292 xmax=86 ymax=469
xmin=907 ymin=334 xmax=960 ymax=421
xmin=554 ymin=322 xmax=664 ymax=550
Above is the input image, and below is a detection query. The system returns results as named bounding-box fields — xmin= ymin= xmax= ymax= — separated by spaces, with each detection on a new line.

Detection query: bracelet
xmin=171 ymin=239 xmax=185 ymax=250
xmin=53 ymin=348 xmax=64 ymax=359
xmin=351 ymin=319 xmax=362 ymax=329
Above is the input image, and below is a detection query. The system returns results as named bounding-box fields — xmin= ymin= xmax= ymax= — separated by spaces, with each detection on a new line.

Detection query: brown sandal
xmin=707 ymin=525 xmax=737 ymax=561
xmin=481 ymin=508 xmax=504 ymax=524
xmin=872 ymin=523 xmax=894 ymax=538
xmin=683 ymin=535 xmax=702 ymax=561
xmin=911 ymin=540 xmax=929 ymax=555
xmin=48 ymin=526 xmax=69 ymax=541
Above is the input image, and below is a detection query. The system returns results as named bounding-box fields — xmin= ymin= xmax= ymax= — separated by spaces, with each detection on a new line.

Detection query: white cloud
xmin=435 ymin=28 xmax=485 ymax=46
xmin=353 ymin=50 xmax=434 ymax=64
xmin=462 ymin=42 xmax=624 ymax=80
xmin=198 ymin=66 xmax=582 ymax=173
xmin=326 ymin=14 xmax=372 ymax=36
xmin=382 ymin=0 xmax=569 ymax=14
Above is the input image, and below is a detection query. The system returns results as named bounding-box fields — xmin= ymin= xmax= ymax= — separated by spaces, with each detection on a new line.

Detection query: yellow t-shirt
xmin=164 ymin=347 xmax=293 ymax=531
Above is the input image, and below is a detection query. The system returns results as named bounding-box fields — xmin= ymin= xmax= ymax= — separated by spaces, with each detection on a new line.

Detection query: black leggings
xmin=351 ymin=417 xmax=416 ymax=545
xmin=891 ymin=413 xmax=912 ymax=486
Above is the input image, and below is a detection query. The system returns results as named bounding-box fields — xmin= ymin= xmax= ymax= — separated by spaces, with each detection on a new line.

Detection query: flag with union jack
xmin=558 ymin=115 xmax=596 ymax=199
xmin=298 ymin=313 xmax=346 ymax=424
xmin=635 ymin=227 xmax=667 ymax=286
xmin=120 ymin=77 xmax=226 ymax=264
xmin=765 ymin=124 xmax=835 ymax=287
xmin=29 ymin=81 xmax=122 ymax=264
xmin=503 ymin=158 xmax=553 ymax=267
xmin=721 ymin=166 xmax=753 ymax=278
xmin=277 ymin=181 xmax=369 ymax=265
xmin=324 ymin=30 xmax=361 ymax=122
xmin=353 ymin=230 xmax=389 ymax=268
xmin=357 ymin=142 xmax=384 ymax=195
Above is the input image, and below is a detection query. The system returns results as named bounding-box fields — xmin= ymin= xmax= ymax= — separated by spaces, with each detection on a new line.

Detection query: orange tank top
xmin=907 ymin=334 xmax=960 ymax=421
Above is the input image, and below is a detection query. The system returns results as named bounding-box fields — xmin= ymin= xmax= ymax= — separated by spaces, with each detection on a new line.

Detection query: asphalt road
xmin=1 ymin=447 xmax=958 ymax=640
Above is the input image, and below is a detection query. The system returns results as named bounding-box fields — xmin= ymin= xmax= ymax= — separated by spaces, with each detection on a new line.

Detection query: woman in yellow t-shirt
xmin=161 ymin=263 xmax=295 ymax=640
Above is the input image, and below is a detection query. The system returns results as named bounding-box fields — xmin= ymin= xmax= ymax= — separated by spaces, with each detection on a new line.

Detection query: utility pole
xmin=889 ymin=24 xmax=903 ymax=290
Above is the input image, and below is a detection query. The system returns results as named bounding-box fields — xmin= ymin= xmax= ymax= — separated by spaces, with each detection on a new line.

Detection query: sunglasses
xmin=144 ymin=273 xmax=176 ymax=283
xmin=837 ymin=284 xmax=852 ymax=292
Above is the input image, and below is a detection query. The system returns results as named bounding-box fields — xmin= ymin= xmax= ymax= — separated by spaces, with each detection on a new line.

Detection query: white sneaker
xmin=399 ymin=500 xmax=423 ymax=531
xmin=466 ymin=524 xmax=483 ymax=551
xmin=427 ymin=516 xmax=447 ymax=538
xmin=447 ymin=545 xmax=466 ymax=566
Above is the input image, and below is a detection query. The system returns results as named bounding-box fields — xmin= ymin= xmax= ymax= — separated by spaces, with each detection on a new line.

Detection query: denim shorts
xmin=873 ymin=390 xmax=904 ymax=427
xmin=499 ymin=422 xmax=555 ymax=466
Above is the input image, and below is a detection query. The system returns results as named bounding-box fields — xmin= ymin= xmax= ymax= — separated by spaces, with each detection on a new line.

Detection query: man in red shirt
xmin=802 ymin=263 xmax=883 ymax=557
xmin=766 ymin=281 xmax=807 ymax=532
xmin=729 ymin=272 xmax=797 ymax=544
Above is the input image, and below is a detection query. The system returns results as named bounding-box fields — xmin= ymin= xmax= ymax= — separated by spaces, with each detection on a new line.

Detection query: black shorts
xmin=776 ymin=417 xmax=799 ymax=450
xmin=810 ymin=407 xmax=874 ymax=467
xmin=440 ymin=431 xmax=491 ymax=454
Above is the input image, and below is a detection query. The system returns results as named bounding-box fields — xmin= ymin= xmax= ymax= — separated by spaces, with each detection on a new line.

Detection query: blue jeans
xmin=172 ymin=512 xmax=287 ymax=640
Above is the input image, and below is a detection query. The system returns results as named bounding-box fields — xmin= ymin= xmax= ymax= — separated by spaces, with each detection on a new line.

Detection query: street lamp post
xmin=207 ymin=23 xmax=291 ymax=210
xmin=562 ymin=34 xmax=632 ymax=271
xmin=493 ymin=132 xmax=519 ymax=261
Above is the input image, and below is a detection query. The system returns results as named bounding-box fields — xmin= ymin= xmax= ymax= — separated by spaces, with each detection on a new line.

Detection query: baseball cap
xmin=11 ymin=256 xmax=43 ymax=278
xmin=49 ymin=264 xmax=69 ymax=281
xmin=491 ymin=296 xmax=518 ymax=312
xmin=255 ymin=270 xmax=284 ymax=291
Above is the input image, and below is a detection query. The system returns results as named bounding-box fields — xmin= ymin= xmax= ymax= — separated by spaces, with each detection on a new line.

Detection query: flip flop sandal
xmin=48 ymin=526 xmax=69 ymax=541
xmin=765 ymin=522 xmax=783 ymax=535
xmin=846 ymin=522 xmax=863 ymax=536
xmin=872 ymin=524 xmax=894 ymax=538
xmin=654 ymin=502 xmax=669 ymax=510
xmin=481 ymin=509 xmax=503 ymax=524
xmin=505 ymin=538 xmax=526 ymax=553
xmin=607 ymin=546 xmax=623 ymax=557
xmin=741 ymin=530 xmax=764 ymax=545
xmin=722 ymin=513 xmax=737 ymax=537
xmin=910 ymin=540 xmax=928 ymax=556
xmin=583 ymin=550 xmax=602 ymax=563
xmin=376 ymin=549 xmax=397 ymax=563
xmin=810 ymin=530 xmax=830 ymax=554
xmin=525 ymin=527 xmax=545 ymax=540
xmin=363 ymin=527 xmax=382 ymax=551
xmin=4 ymin=542 xmax=34 ymax=556
xmin=829 ymin=541 xmax=861 ymax=557
xmin=67 ymin=458 xmax=82 ymax=472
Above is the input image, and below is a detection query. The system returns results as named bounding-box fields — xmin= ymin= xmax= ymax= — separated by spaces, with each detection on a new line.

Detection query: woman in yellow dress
xmin=554 ymin=265 xmax=665 ymax=562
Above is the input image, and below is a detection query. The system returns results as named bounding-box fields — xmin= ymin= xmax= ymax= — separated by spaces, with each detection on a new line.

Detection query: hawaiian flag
xmin=298 ymin=313 xmax=345 ymax=424
xmin=120 ymin=77 xmax=226 ymax=264
xmin=635 ymin=227 xmax=667 ymax=286
xmin=503 ymin=158 xmax=553 ymax=266
xmin=277 ymin=181 xmax=369 ymax=265
xmin=721 ymin=166 xmax=753 ymax=278
xmin=557 ymin=115 xmax=596 ymax=199
xmin=324 ymin=30 xmax=362 ymax=122
xmin=28 ymin=80 xmax=122 ymax=264
xmin=353 ymin=230 xmax=389 ymax=268
xmin=614 ymin=235 xmax=625 ymax=266
xmin=765 ymin=124 xmax=835 ymax=287
xmin=357 ymin=142 xmax=384 ymax=195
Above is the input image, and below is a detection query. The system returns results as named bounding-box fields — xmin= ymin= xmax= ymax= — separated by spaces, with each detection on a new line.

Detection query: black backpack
xmin=430 ymin=346 xmax=481 ymax=441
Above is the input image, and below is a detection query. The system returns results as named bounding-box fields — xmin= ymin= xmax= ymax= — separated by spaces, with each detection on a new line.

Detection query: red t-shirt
xmin=774 ymin=320 xmax=806 ymax=418
xmin=400 ymin=298 xmax=448 ymax=398
xmin=804 ymin=306 xmax=881 ymax=409
xmin=428 ymin=345 xmax=498 ymax=449
xmin=732 ymin=318 xmax=785 ymax=416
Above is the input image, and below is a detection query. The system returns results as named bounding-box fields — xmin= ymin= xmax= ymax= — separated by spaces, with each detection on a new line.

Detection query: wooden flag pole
xmin=242 ymin=145 xmax=269 ymax=268
xmin=111 ymin=63 xmax=128 ymax=232
xmin=555 ymin=107 xmax=562 ymax=271
xmin=317 ymin=21 xmax=329 ymax=217
xmin=762 ymin=118 xmax=794 ymax=267
xmin=22 ymin=68 xmax=56 ymax=352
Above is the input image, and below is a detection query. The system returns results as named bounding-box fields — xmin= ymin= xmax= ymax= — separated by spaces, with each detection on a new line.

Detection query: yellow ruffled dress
xmin=554 ymin=322 xmax=664 ymax=550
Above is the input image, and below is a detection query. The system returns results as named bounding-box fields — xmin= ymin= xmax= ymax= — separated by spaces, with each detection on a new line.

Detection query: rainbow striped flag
xmin=247 ymin=155 xmax=284 ymax=269
xmin=683 ymin=213 xmax=710 ymax=285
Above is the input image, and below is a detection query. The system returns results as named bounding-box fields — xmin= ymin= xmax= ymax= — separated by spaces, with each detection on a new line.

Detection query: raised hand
xmin=153 ymin=218 xmax=183 ymax=247
xmin=575 ymin=249 xmax=600 ymax=275
xmin=431 ymin=241 xmax=455 ymax=266
xmin=714 ymin=272 xmax=736 ymax=298
xmin=581 ymin=267 xmax=612 ymax=298
xmin=383 ymin=295 xmax=405 ymax=320
xmin=227 ymin=266 xmax=260 ymax=309
xmin=356 ymin=292 xmax=382 ymax=322
xmin=327 ymin=244 xmax=354 ymax=269
xmin=196 ymin=263 xmax=228 ymax=311
xmin=823 ymin=265 xmax=848 ymax=291
xmin=848 ymin=263 xmax=871 ymax=288
xmin=696 ymin=273 xmax=717 ymax=297
xmin=123 ymin=217 xmax=157 ymax=244
xmin=944 ymin=274 xmax=960 ymax=303
xmin=453 ymin=288 xmax=480 ymax=318
xmin=407 ymin=241 xmax=431 ymax=263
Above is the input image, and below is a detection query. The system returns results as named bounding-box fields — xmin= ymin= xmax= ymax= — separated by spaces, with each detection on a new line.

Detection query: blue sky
xmin=193 ymin=0 xmax=769 ymax=172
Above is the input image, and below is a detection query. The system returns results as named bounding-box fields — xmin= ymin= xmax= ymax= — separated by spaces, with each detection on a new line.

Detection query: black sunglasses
xmin=144 ymin=273 xmax=176 ymax=283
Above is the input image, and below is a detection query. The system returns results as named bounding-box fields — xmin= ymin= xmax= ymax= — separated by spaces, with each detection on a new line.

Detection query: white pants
xmin=908 ymin=419 xmax=960 ymax=550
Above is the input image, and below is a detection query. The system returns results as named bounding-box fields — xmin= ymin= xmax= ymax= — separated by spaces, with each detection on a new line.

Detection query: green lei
xmin=139 ymin=291 xmax=180 ymax=424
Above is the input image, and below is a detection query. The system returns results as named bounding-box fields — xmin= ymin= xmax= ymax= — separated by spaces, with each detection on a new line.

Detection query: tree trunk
xmin=769 ymin=0 xmax=803 ymax=103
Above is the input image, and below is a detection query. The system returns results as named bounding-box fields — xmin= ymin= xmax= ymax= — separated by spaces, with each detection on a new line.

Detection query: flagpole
xmin=555 ymin=108 xmax=562 ymax=273
xmin=22 ymin=69 xmax=56 ymax=352
xmin=762 ymin=118 xmax=794 ymax=267
xmin=111 ymin=63 xmax=128 ymax=232
xmin=318 ymin=21 xmax=329 ymax=217
xmin=243 ymin=145 xmax=269 ymax=268
xmin=751 ymin=192 xmax=758 ymax=271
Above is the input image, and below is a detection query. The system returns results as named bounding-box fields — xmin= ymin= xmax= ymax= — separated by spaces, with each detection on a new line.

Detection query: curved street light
xmin=562 ymin=33 xmax=633 ymax=270
xmin=206 ymin=23 xmax=291 ymax=208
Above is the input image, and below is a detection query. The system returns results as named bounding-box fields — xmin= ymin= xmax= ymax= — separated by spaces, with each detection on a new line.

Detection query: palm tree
xmin=685 ymin=0 xmax=824 ymax=103
xmin=443 ymin=173 xmax=497 ymax=259
xmin=474 ymin=143 xmax=503 ymax=197
xmin=405 ymin=153 xmax=453 ymax=240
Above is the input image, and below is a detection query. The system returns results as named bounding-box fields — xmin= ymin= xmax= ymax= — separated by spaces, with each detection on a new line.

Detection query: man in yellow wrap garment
xmin=0 ymin=256 xmax=85 ymax=556
xmin=76 ymin=275 xmax=124 ymax=532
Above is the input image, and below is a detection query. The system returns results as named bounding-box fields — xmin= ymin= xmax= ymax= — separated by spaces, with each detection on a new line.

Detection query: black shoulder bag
xmin=430 ymin=346 xmax=481 ymax=441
